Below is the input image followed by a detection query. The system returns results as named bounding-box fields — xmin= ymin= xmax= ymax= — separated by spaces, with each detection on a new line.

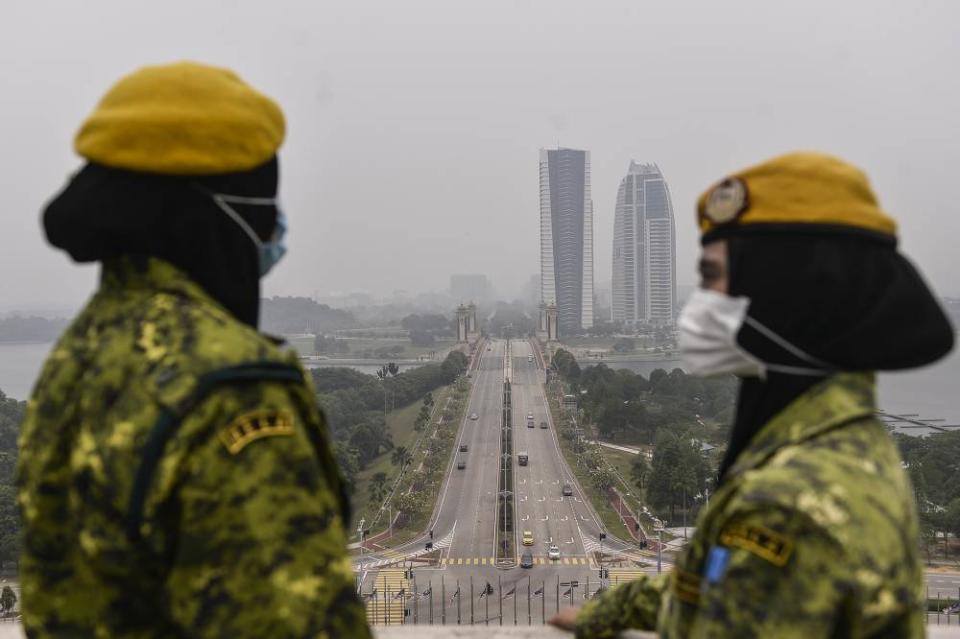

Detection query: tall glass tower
xmin=539 ymin=148 xmax=594 ymax=335
xmin=612 ymin=162 xmax=676 ymax=326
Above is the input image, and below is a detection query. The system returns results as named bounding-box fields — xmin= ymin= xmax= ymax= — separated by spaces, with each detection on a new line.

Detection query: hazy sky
xmin=2 ymin=0 xmax=958 ymax=313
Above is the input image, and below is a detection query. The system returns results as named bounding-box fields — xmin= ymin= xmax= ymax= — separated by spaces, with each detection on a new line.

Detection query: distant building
xmin=539 ymin=148 xmax=594 ymax=335
xmin=612 ymin=162 xmax=677 ymax=326
xmin=449 ymin=274 xmax=491 ymax=303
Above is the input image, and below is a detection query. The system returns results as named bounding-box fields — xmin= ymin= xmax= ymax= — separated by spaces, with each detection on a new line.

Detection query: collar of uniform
xmin=100 ymin=255 xmax=219 ymax=307
xmin=726 ymin=372 xmax=876 ymax=478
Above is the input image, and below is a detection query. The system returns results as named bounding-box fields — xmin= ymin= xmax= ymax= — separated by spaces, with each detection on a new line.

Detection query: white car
xmin=469 ymin=413 xmax=479 ymax=420
xmin=526 ymin=413 xmax=534 ymax=421
xmin=548 ymin=544 xmax=561 ymax=560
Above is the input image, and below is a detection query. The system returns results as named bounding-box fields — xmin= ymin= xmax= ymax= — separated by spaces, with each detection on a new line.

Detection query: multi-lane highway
xmin=355 ymin=337 xmax=960 ymax=625
xmin=356 ymin=339 xmax=650 ymax=622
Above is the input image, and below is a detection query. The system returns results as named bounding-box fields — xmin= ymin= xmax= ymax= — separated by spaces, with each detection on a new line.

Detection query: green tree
xmin=0 ymin=585 xmax=15 ymax=614
xmin=945 ymin=498 xmax=960 ymax=537
xmin=631 ymin=454 xmax=651 ymax=493
xmin=647 ymin=431 xmax=709 ymax=521
xmin=551 ymin=349 xmax=581 ymax=381
xmin=394 ymin=490 xmax=423 ymax=526
xmin=390 ymin=446 xmax=413 ymax=473
xmin=368 ymin=471 xmax=390 ymax=508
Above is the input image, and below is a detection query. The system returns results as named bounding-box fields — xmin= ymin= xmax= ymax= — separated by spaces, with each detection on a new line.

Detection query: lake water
xmin=2 ymin=340 xmax=958 ymax=432
xmin=0 ymin=342 xmax=426 ymax=400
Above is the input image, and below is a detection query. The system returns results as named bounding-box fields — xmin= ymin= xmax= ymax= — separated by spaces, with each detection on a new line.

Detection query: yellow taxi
xmin=522 ymin=530 xmax=534 ymax=546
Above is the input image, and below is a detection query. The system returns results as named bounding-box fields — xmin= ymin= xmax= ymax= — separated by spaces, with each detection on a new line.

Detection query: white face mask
xmin=678 ymin=288 xmax=835 ymax=378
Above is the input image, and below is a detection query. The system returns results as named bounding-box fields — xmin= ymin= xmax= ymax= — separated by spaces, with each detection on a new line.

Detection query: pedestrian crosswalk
xmin=365 ymin=568 xmax=408 ymax=625
xmin=442 ymin=556 xmax=590 ymax=566
xmin=606 ymin=568 xmax=648 ymax=587
xmin=354 ymin=523 xmax=456 ymax=572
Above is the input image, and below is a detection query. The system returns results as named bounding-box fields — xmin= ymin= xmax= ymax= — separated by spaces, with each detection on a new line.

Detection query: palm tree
xmin=368 ymin=471 xmax=390 ymax=507
xmin=391 ymin=446 xmax=412 ymax=473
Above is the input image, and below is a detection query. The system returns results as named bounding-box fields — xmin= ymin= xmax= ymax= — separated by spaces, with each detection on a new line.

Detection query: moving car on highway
xmin=457 ymin=458 xmax=466 ymax=470
xmin=469 ymin=413 xmax=478 ymax=420
xmin=562 ymin=484 xmax=573 ymax=496
xmin=539 ymin=421 xmax=548 ymax=429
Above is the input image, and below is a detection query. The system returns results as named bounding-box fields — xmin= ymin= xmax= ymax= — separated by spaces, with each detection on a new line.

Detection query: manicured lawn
xmin=349 ymin=389 xmax=450 ymax=533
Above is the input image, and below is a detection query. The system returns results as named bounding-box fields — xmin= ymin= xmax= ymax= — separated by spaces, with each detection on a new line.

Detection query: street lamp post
xmin=654 ymin=518 xmax=665 ymax=575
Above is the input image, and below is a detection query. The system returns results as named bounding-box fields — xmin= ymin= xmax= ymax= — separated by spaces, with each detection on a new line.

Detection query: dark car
xmin=457 ymin=459 xmax=466 ymax=470
xmin=459 ymin=444 xmax=468 ymax=452
xmin=562 ymin=484 xmax=573 ymax=496
xmin=520 ymin=551 xmax=534 ymax=569
xmin=539 ymin=421 xmax=548 ymax=429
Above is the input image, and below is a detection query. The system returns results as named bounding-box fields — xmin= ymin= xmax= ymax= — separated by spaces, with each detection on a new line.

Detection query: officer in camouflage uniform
xmin=554 ymin=152 xmax=954 ymax=638
xmin=17 ymin=62 xmax=372 ymax=638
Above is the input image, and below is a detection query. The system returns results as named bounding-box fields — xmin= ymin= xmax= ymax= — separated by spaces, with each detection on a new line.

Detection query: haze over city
xmin=2 ymin=0 xmax=960 ymax=313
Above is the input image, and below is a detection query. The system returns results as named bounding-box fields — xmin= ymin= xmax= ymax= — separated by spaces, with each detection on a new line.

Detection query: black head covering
xmin=42 ymin=158 xmax=279 ymax=327
xmin=718 ymin=231 xmax=955 ymax=479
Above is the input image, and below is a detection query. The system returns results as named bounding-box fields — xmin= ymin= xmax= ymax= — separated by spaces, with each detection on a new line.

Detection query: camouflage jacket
xmin=576 ymin=373 xmax=924 ymax=639
xmin=17 ymin=257 xmax=372 ymax=639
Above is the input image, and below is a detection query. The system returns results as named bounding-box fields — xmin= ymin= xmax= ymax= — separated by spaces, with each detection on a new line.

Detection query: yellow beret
xmin=697 ymin=151 xmax=897 ymax=243
xmin=75 ymin=61 xmax=285 ymax=175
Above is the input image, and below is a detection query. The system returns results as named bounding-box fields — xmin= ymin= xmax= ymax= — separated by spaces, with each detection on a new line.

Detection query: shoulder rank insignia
xmin=219 ymin=409 xmax=295 ymax=454
xmin=671 ymin=567 xmax=701 ymax=605
xmin=719 ymin=522 xmax=794 ymax=567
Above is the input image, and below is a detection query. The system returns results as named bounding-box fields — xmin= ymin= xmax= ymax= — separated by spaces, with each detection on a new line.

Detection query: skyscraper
xmin=612 ymin=162 xmax=676 ymax=326
xmin=539 ymin=148 xmax=594 ymax=335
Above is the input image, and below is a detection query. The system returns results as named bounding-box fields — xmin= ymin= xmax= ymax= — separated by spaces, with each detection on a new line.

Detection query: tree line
xmin=550 ymin=349 xmax=734 ymax=524
xmin=0 ymin=390 xmax=23 ymax=571
xmin=895 ymin=431 xmax=960 ymax=555
xmin=311 ymin=350 xmax=469 ymax=493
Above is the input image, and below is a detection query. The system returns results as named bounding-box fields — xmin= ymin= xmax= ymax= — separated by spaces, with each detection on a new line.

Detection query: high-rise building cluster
xmin=538 ymin=149 xmax=676 ymax=338
xmin=611 ymin=162 xmax=676 ymax=326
